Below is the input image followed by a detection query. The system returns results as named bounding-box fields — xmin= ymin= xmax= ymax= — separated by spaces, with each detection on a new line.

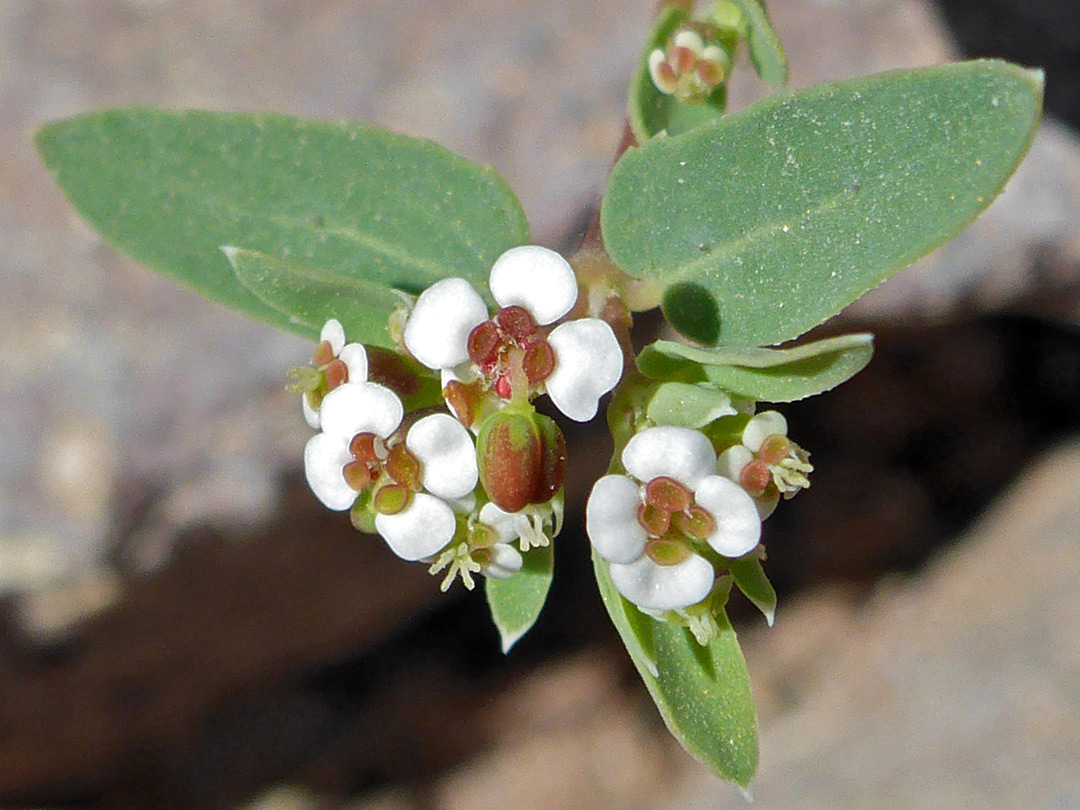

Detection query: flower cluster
xmin=647 ymin=27 xmax=731 ymax=103
xmin=296 ymin=245 xmax=624 ymax=591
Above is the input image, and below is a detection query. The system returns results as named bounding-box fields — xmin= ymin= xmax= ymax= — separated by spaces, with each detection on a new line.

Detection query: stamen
xmin=467 ymin=320 xmax=501 ymax=369
xmin=312 ymin=340 xmax=335 ymax=367
xmin=637 ymin=502 xmax=671 ymax=537
xmin=523 ymin=340 xmax=556 ymax=384
xmin=645 ymin=537 xmax=693 ymax=566
xmin=676 ymin=505 xmax=716 ymax=541
xmin=495 ymin=305 xmax=538 ymax=340
xmin=645 ymin=476 xmax=693 ymax=512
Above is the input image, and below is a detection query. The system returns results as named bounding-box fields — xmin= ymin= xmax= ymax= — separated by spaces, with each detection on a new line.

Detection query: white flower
xmin=647 ymin=28 xmax=730 ymax=102
xmin=294 ymin=319 xmax=370 ymax=429
xmin=402 ymin=245 xmax=623 ymax=422
xmin=586 ymin=426 xmax=760 ymax=611
xmin=304 ymin=382 xmax=478 ymax=562
xmin=717 ymin=410 xmax=812 ymax=519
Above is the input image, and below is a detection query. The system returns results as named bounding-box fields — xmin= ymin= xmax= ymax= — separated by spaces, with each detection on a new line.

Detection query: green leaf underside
xmin=628 ymin=7 xmax=727 ymax=142
xmin=485 ymin=543 xmax=554 ymax=653
xmin=729 ymin=559 xmax=777 ymax=626
xmin=646 ymin=381 xmax=735 ymax=428
xmin=727 ymin=0 xmax=788 ymax=87
xmin=593 ymin=551 xmax=758 ymax=787
xmin=603 ymin=60 xmax=1043 ymax=347
xmin=638 ymin=333 xmax=873 ymax=401
xmin=225 ymin=247 xmax=404 ymax=350
xmin=35 ymin=108 xmax=529 ymax=340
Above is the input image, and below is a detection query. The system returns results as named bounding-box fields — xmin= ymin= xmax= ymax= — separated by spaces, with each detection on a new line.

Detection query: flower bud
xmin=477 ymin=411 xmax=566 ymax=513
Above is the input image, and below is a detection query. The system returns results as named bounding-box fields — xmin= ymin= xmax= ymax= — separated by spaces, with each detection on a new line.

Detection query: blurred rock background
xmin=0 ymin=0 xmax=1078 ymax=808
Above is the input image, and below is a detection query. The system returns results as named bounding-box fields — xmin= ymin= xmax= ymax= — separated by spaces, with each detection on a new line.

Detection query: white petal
xmin=403 ymin=277 xmax=488 ymax=370
xmin=609 ymin=552 xmax=714 ymax=612
xmin=302 ymin=394 xmax=321 ymax=430
xmin=320 ymin=319 xmax=346 ymax=354
xmin=303 ymin=432 xmax=356 ymax=511
xmin=693 ymin=475 xmax=762 ymax=557
xmin=319 ymin=382 xmax=403 ymax=441
xmin=406 ymin=413 xmax=478 ymax=500
xmin=672 ymin=29 xmax=705 ymax=56
xmin=743 ymin=410 xmax=787 ymax=452
xmin=479 ymin=502 xmax=526 ymax=545
xmin=488 ymin=245 xmax=577 ymax=325
xmin=481 ymin=543 xmax=523 ymax=579
xmin=375 ymin=493 xmax=457 ymax=561
xmin=338 ymin=343 xmax=369 ymax=382
xmin=717 ymin=445 xmax=753 ymax=481
xmin=622 ymin=426 xmax=716 ymax=489
xmin=545 ymin=319 xmax=623 ymax=422
xmin=585 ymin=475 xmax=647 ymax=564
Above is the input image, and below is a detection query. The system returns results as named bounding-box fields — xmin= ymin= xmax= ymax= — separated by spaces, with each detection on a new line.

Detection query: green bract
xmin=637 ymin=333 xmax=874 ymax=401
xmin=603 ymin=60 xmax=1043 ymax=346
xmin=35 ymin=108 xmax=529 ymax=341
xmin=719 ymin=0 xmax=787 ymax=87
xmin=485 ymin=544 xmax=555 ymax=653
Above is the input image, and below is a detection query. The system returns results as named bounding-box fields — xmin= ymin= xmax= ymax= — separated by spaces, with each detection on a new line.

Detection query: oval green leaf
xmin=603 ymin=60 xmax=1043 ymax=347
xmin=646 ymin=381 xmax=736 ymax=428
xmin=720 ymin=0 xmax=788 ymax=87
xmin=593 ymin=552 xmax=758 ymax=788
xmin=485 ymin=543 xmax=554 ymax=653
xmin=35 ymin=108 xmax=529 ymax=339
xmin=730 ymin=558 xmax=777 ymax=627
xmin=637 ymin=333 xmax=873 ymax=401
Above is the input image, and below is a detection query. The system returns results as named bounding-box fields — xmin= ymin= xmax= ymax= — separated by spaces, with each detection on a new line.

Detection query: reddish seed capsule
xmin=523 ymin=340 xmax=556 ymax=384
xmin=740 ymin=459 xmax=772 ymax=496
xmin=645 ymin=476 xmax=693 ymax=513
xmin=467 ymin=320 xmax=501 ymax=368
xmin=476 ymin=412 xmax=542 ymax=513
xmin=495 ymin=305 xmax=537 ymax=341
xmin=532 ymin=414 xmax=566 ymax=504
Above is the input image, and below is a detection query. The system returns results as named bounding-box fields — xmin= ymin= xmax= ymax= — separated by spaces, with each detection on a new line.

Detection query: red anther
xmin=672 ymin=45 xmax=696 ymax=75
xmin=644 ymin=536 xmax=692 ymax=566
xmin=645 ymin=476 xmax=693 ymax=512
xmin=324 ymin=358 xmax=349 ymax=391
xmin=523 ymin=340 xmax=557 ymax=384
xmin=696 ymin=59 xmax=724 ymax=88
xmin=385 ymin=443 xmax=422 ymax=490
xmin=676 ymin=505 xmax=716 ymax=541
xmin=758 ymin=434 xmax=792 ymax=466
xmin=343 ymin=460 xmax=376 ymax=492
xmin=467 ymin=320 xmax=501 ymax=368
xmin=495 ymin=305 xmax=538 ymax=340
xmin=656 ymin=59 xmax=678 ymax=87
xmin=312 ymin=340 xmax=335 ymax=367
xmin=349 ymin=432 xmax=379 ymax=464
xmin=373 ymin=484 xmax=412 ymax=515
xmin=739 ymin=459 xmax=772 ymax=497
xmin=494 ymin=374 xmax=513 ymax=400
xmin=637 ymin=502 xmax=671 ymax=537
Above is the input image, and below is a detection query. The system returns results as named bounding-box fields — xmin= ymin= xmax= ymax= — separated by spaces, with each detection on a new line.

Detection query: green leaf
xmin=35 ymin=108 xmax=529 ymax=339
xmin=628 ymin=7 xmax=728 ymax=142
xmin=637 ymin=333 xmax=874 ymax=401
xmin=485 ymin=543 xmax=554 ymax=653
xmin=721 ymin=0 xmax=788 ymax=87
xmin=646 ymin=381 xmax=737 ymax=428
xmin=593 ymin=552 xmax=758 ymax=787
xmin=730 ymin=559 xmax=777 ymax=626
xmin=603 ymin=60 xmax=1043 ymax=347
xmin=224 ymin=247 xmax=406 ymax=349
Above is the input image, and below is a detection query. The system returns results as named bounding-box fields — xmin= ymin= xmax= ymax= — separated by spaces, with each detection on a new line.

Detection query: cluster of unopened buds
xmin=292 ymin=245 xmax=623 ymax=590
xmin=648 ymin=26 xmax=732 ymax=103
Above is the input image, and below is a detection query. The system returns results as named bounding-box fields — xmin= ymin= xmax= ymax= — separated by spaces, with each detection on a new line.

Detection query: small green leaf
xmin=35 ymin=108 xmax=529 ymax=339
xmin=603 ymin=60 xmax=1043 ymax=346
xmin=730 ymin=559 xmax=777 ymax=626
xmin=721 ymin=0 xmax=788 ymax=87
xmin=628 ymin=7 xmax=728 ymax=142
xmin=646 ymin=381 xmax=736 ymax=428
xmin=594 ymin=552 xmax=758 ymax=787
xmin=224 ymin=247 xmax=406 ymax=349
xmin=637 ymin=333 xmax=874 ymax=401
xmin=485 ymin=543 xmax=554 ymax=653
